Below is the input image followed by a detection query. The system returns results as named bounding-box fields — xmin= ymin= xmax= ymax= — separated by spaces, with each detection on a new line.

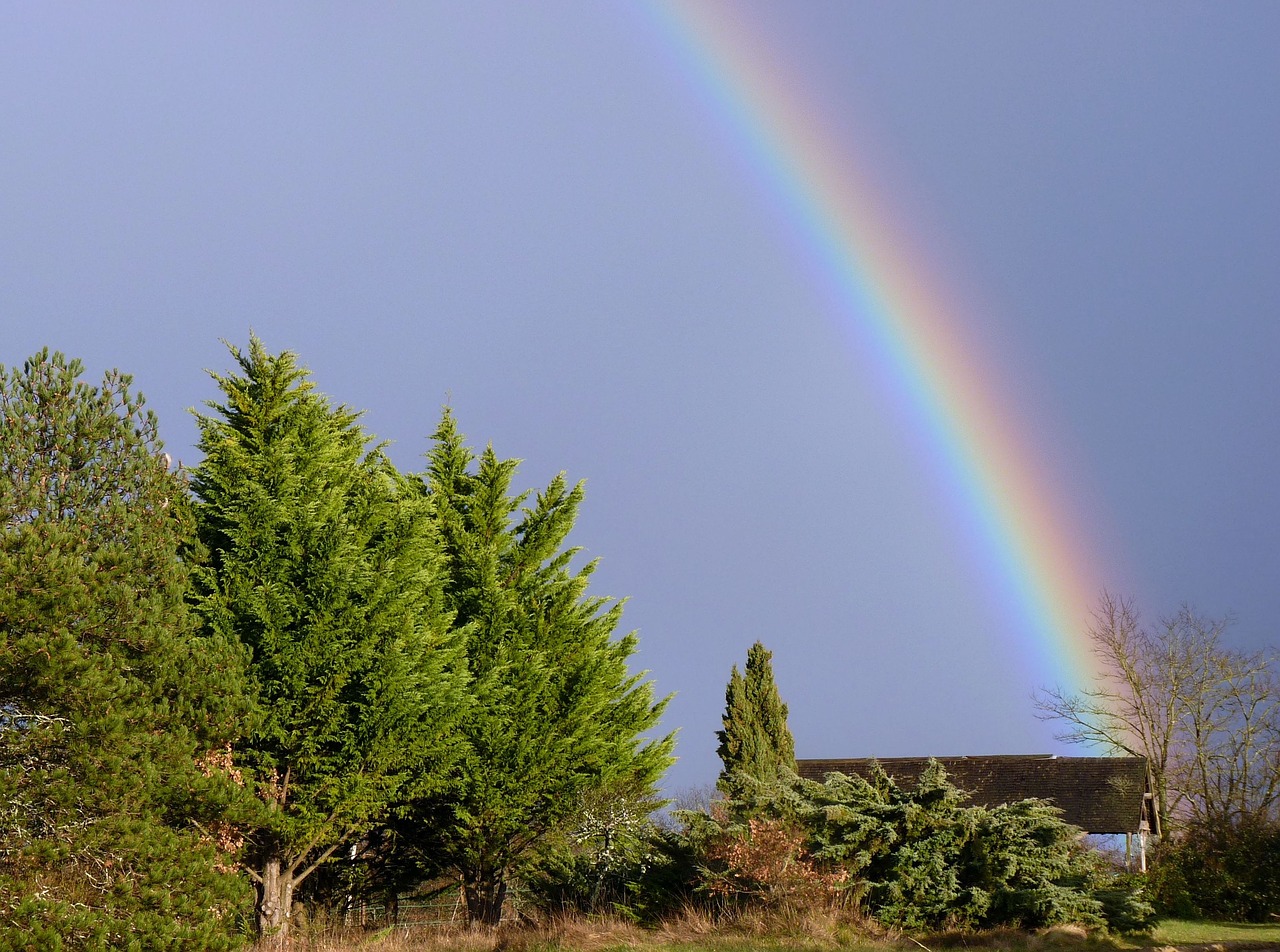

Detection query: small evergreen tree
xmin=0 ymin=350 xmax=250 ymax=950
xmin=716 ymin=641 xmax=796 ymax=793
xmin=190 ymin=338 xmax=466 ymax=938
xmin=396 ymin=409 xmax=673 ymax=926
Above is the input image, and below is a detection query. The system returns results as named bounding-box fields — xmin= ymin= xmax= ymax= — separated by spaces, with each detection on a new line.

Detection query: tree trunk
xmin=257 ymin=854 xmax=295 ymax=938
xmin=463 ymin=868 xmax=507 ymax=927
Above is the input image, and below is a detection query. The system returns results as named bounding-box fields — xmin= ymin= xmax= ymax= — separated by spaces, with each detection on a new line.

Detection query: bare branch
xmin=1034 ymin=591 xmax=1279 ymax=833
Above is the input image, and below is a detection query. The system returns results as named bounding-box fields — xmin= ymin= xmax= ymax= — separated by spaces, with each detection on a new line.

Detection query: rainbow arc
xmin=649 ymin=0 xmax=1108 ymax=693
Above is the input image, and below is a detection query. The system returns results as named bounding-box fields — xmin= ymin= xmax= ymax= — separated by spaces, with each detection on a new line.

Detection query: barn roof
xmin=795 ymin=754 xmax=1153 ymax=834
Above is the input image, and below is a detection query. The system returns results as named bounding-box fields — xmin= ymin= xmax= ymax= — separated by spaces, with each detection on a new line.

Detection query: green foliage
xmin=1150 ymin=815 xmax=1280 ymax=921
xmin=534 ymin=820 xmax=708 ymax=926
xmin=190 ymin=337 xmax=466 ymax=936
xmin=1090 ymin=871 xmax=1159 ymax=936
xmin=682 ymin=764 xmax=1152 ymax=933
xmin=716 ymin=642 xmax=796 ymax=795
xmin=395 ymin=409 xmax=674 ymax=925
xmin=524 ymin=779 xmax=667 ymax=918
xmin=0 ymin=350 xmax=250 ymax=950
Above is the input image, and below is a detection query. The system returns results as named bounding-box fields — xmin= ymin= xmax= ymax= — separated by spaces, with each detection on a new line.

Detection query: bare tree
xmin=1034 ymin=592 xmax=1280 ymax=834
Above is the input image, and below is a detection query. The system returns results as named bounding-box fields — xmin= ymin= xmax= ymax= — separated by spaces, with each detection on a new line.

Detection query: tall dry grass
xmin=254 ymin=914 xmax=646 ymax=952
xmin=256 ymin=907 xmax=1120 ymax=952
xmin=258 ymin=906 xmax=884 ymax=952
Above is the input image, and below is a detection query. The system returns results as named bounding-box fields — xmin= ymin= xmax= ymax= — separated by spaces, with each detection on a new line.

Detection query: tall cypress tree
xmin=0 ymin=350 xmax=250 ymax=949
xmin=716 ymin=641 xmax=796 ymax=793
xmin=399 ymin=409 xmax=673 ymax=926
xmin=190 ymin=337 xmax=466 ymax=938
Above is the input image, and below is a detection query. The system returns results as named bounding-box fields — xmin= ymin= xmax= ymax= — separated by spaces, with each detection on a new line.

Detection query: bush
xmin=522 ymin=783 xmax=676 ymax=922
xmin=1150 ymin=815 xmax=1280 ymax=921
xmin=702 ymin=816 xmax=847 ymax=911
xmin=1091 ymin=872 xmax=1158 ymax=935
xmin=677 ymin=763 xmax=1152 ymax=934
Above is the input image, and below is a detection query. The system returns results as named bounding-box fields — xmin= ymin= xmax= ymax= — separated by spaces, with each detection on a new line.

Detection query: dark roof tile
xmin=795 ymin=754 xmax=1151 ymax=834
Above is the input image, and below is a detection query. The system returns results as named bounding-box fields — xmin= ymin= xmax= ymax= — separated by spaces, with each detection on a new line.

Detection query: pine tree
xmin=400 ymin=409 xmax=673 ymax=926
xmin=189 ymin=337 xmax=466 ymax=938
xmin=0 ymin=350 xmax=250 ymax=950
xmin=716 ymin=641 xmax=796 ymax=793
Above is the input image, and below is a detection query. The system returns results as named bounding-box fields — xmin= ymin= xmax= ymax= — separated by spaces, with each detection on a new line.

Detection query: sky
xmin=3 ymin=2 xmax=1278 ymax=797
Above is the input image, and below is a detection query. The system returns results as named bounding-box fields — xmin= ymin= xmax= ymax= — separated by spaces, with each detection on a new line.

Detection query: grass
xmin=1143 ymin=919 xmax=1280 ymax=947
xmin=258 ymin=915 xmax=1280 ymax=952
xmin=256 ymin=920 xmax=1086 ymax=952
xmin=259 ymin=908 xmax=883 ymax=952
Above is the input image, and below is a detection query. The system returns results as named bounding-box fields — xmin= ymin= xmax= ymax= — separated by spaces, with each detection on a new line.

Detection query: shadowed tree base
xmin=464 ymin=873 xmax=508 ymax=928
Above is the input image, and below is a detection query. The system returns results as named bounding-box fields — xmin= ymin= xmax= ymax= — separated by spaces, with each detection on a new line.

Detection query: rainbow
xmin=645 ymin=1 xmax=1107 ymax=693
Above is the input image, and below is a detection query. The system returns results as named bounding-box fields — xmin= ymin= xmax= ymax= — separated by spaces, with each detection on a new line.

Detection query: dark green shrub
xmin=524 ymin=824 xmax=702 ymax=924
xmin=1091 ymin=872 xmax=1158 ymax=935
xmin=679 ymin=763 xmax=1152 ymax=933
xmin=1151 ymin=816 xmax=1280 ymax=921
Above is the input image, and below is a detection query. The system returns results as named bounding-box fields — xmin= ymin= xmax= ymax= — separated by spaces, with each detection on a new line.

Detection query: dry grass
xmin=652 ymin=903 xmax=880 ymax=949
xmin=259 ymin=912 xmax=1280 ymax=952
xmin=920 ymin=923 xmax=1118 ymax=952
xmin=259 ymin=907 xmax=882 ymax=952
xmin=264 ymin=904 xmax=1098 ymax=952
xmin=256 ymin=914 xmax=650 ymax=952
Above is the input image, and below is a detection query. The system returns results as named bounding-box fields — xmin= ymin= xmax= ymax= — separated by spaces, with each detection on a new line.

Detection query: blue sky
xmin=3 ymin=2 xmax=1277 ymax=796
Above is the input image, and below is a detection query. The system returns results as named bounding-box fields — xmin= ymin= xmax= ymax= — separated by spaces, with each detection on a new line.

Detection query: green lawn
xmin=1145 ymin=919 xmax=1280 ymax=946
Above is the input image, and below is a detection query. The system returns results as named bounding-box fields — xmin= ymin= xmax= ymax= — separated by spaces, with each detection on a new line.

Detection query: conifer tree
xmin=400 ymin=409 xmax=673 ymax=926
xmin=0 ymin=350 xmax=250 ymax=949
xmin=190 ymin=338 xmax=466 ymax=938
xmin=716 ymin=641 xmax=796 ymax=793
